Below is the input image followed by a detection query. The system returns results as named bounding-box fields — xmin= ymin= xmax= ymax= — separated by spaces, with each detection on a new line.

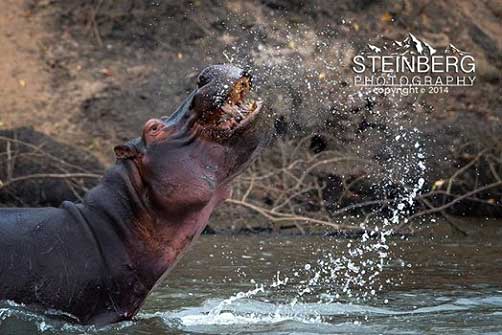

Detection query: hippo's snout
xmin=196 ymin=64 xmax=251 ymax=89
xmin=190 ymin=65 xmax=262 ymax=134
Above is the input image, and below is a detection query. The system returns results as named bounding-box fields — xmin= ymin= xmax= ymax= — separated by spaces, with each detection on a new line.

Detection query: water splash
xmin=141 ymin=289 xmax=502 ymax=334
xmin=0 ymin=300 xmax=134 ymax=333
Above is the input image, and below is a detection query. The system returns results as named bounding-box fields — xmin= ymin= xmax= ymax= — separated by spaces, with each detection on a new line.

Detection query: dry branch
xmin=1 ymin=132 xmax=500 ymax=235
xmin=0 ymin=173 xmax=101 ymax=191
xmin=225 ymin=198 xmax=363 ymax=232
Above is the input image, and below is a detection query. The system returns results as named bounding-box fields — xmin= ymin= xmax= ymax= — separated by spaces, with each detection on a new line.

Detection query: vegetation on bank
xmin=0 ymin=0 xmax=500 ymax=235
xmin=1 ymin=127 xmax=500 ymax=235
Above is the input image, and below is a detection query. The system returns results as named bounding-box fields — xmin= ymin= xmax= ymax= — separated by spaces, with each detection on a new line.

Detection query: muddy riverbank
xmin=0 ymin=0 xmax=500 ymax=233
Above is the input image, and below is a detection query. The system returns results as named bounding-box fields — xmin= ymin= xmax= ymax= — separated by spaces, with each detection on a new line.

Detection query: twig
xmin=418 ymin=197 xmax=468 ymax=236
xmin=0 ymin=136 xmax=96 ymax=173
xmin=90 ymin=0 xmax=104 ymax=47
xmin=396 ymin=181 xmax=502 ymax=231
xmin=6 ymin=141 xmax=13 ymax=181
xmin=225 ymin=198 xmax=362 ymax=232
xmin=0 ymin=173 xmax=101 ymax=190
xmin=446 ymin=149 xmax=486 ymax=194
xmin=241 ymin=172 xmax=255 ymax=203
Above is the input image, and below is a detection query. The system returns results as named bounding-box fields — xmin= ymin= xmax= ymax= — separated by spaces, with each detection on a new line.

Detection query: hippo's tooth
xmin=241 ymin=104 xmax=250 ymax=114
xmin=235 ymin=110 xmax=244 ymax=119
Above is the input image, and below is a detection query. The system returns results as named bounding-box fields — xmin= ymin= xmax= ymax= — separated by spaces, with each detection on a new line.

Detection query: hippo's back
xmin=0 ymin=205 xmax=107 ymax=317
xmin=0 ymin=207 xmax=65 ymax=260
xmin=0 ymin=206 xmax=60 ymax=231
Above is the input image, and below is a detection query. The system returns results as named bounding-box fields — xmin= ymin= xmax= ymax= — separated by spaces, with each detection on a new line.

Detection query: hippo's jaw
xmin=196 ymin=76 xmax=262 ymax=129
xmin=190 ymin=71 xmax=264 ymax=142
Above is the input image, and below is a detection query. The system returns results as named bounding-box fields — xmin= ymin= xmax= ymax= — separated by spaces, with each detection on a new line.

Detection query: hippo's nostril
xmin=197 ymin=66 xmax=218 ymax=88
xmin=197 ymin=74 xmax=209 ymax=88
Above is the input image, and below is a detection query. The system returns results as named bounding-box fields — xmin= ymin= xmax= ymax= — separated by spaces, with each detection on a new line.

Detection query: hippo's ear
xmin=114 ymin=138 xmax=144 ymax=160
xmin=114 ymin=145 xmax=138 ymax=160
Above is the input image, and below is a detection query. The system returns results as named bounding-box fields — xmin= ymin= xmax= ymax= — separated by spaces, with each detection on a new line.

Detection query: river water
xmin=1 ymin=234 xmax=502 ymax=334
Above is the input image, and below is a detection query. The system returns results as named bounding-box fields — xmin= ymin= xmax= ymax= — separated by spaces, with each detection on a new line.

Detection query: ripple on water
xmin=2 ymin=291 xmax=502 ymax=334
xmin=136 ymin=291 xmax=502 ymax=335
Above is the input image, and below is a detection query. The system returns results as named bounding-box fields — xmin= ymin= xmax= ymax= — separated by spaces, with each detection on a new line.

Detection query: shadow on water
xmin=1 ymin=234 xmax=502 ymax=334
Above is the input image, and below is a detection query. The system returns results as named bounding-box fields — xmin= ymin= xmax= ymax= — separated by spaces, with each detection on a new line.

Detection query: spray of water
xmin=195 ymin=24 xmax=430 ymax=326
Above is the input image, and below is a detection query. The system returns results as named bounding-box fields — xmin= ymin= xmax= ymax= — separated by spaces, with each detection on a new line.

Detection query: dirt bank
xmin=0 ymin=0 xmax=500 ymax=232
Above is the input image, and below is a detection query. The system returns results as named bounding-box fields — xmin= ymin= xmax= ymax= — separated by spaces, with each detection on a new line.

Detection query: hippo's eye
xmin=143 ymin=119 xmax=167 ymax=141
xmin=147 ymin=122 xmax=163 ymax=136
xmin=150 ymin=124 xmax=159 ymax=133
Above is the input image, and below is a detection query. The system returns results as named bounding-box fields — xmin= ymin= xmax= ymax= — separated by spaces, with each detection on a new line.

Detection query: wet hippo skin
xmin=0 ymin=64 xmax=271 ymax=325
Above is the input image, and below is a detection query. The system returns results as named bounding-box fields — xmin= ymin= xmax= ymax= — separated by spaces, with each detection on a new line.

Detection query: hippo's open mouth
xmin=219 ymin=77 xmax=263 ymax=130
xmin=198 ymin=75 xmax=263 ymax=133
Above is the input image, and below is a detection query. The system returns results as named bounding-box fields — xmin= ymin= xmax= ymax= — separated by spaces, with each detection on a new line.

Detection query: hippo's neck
xmin=81 ymin=161 xmax=214 ymax=289
xmin=82 ymin=162 xmax=147 ymax=241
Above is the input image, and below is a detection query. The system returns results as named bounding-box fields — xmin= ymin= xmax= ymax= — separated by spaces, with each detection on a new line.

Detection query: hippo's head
xmin=114 ymin=64 xmax=271 ymax=214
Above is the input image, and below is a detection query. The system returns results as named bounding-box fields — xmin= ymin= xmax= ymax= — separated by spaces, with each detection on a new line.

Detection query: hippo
xmin=0 ymin=64 xmax=271 ymax=325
